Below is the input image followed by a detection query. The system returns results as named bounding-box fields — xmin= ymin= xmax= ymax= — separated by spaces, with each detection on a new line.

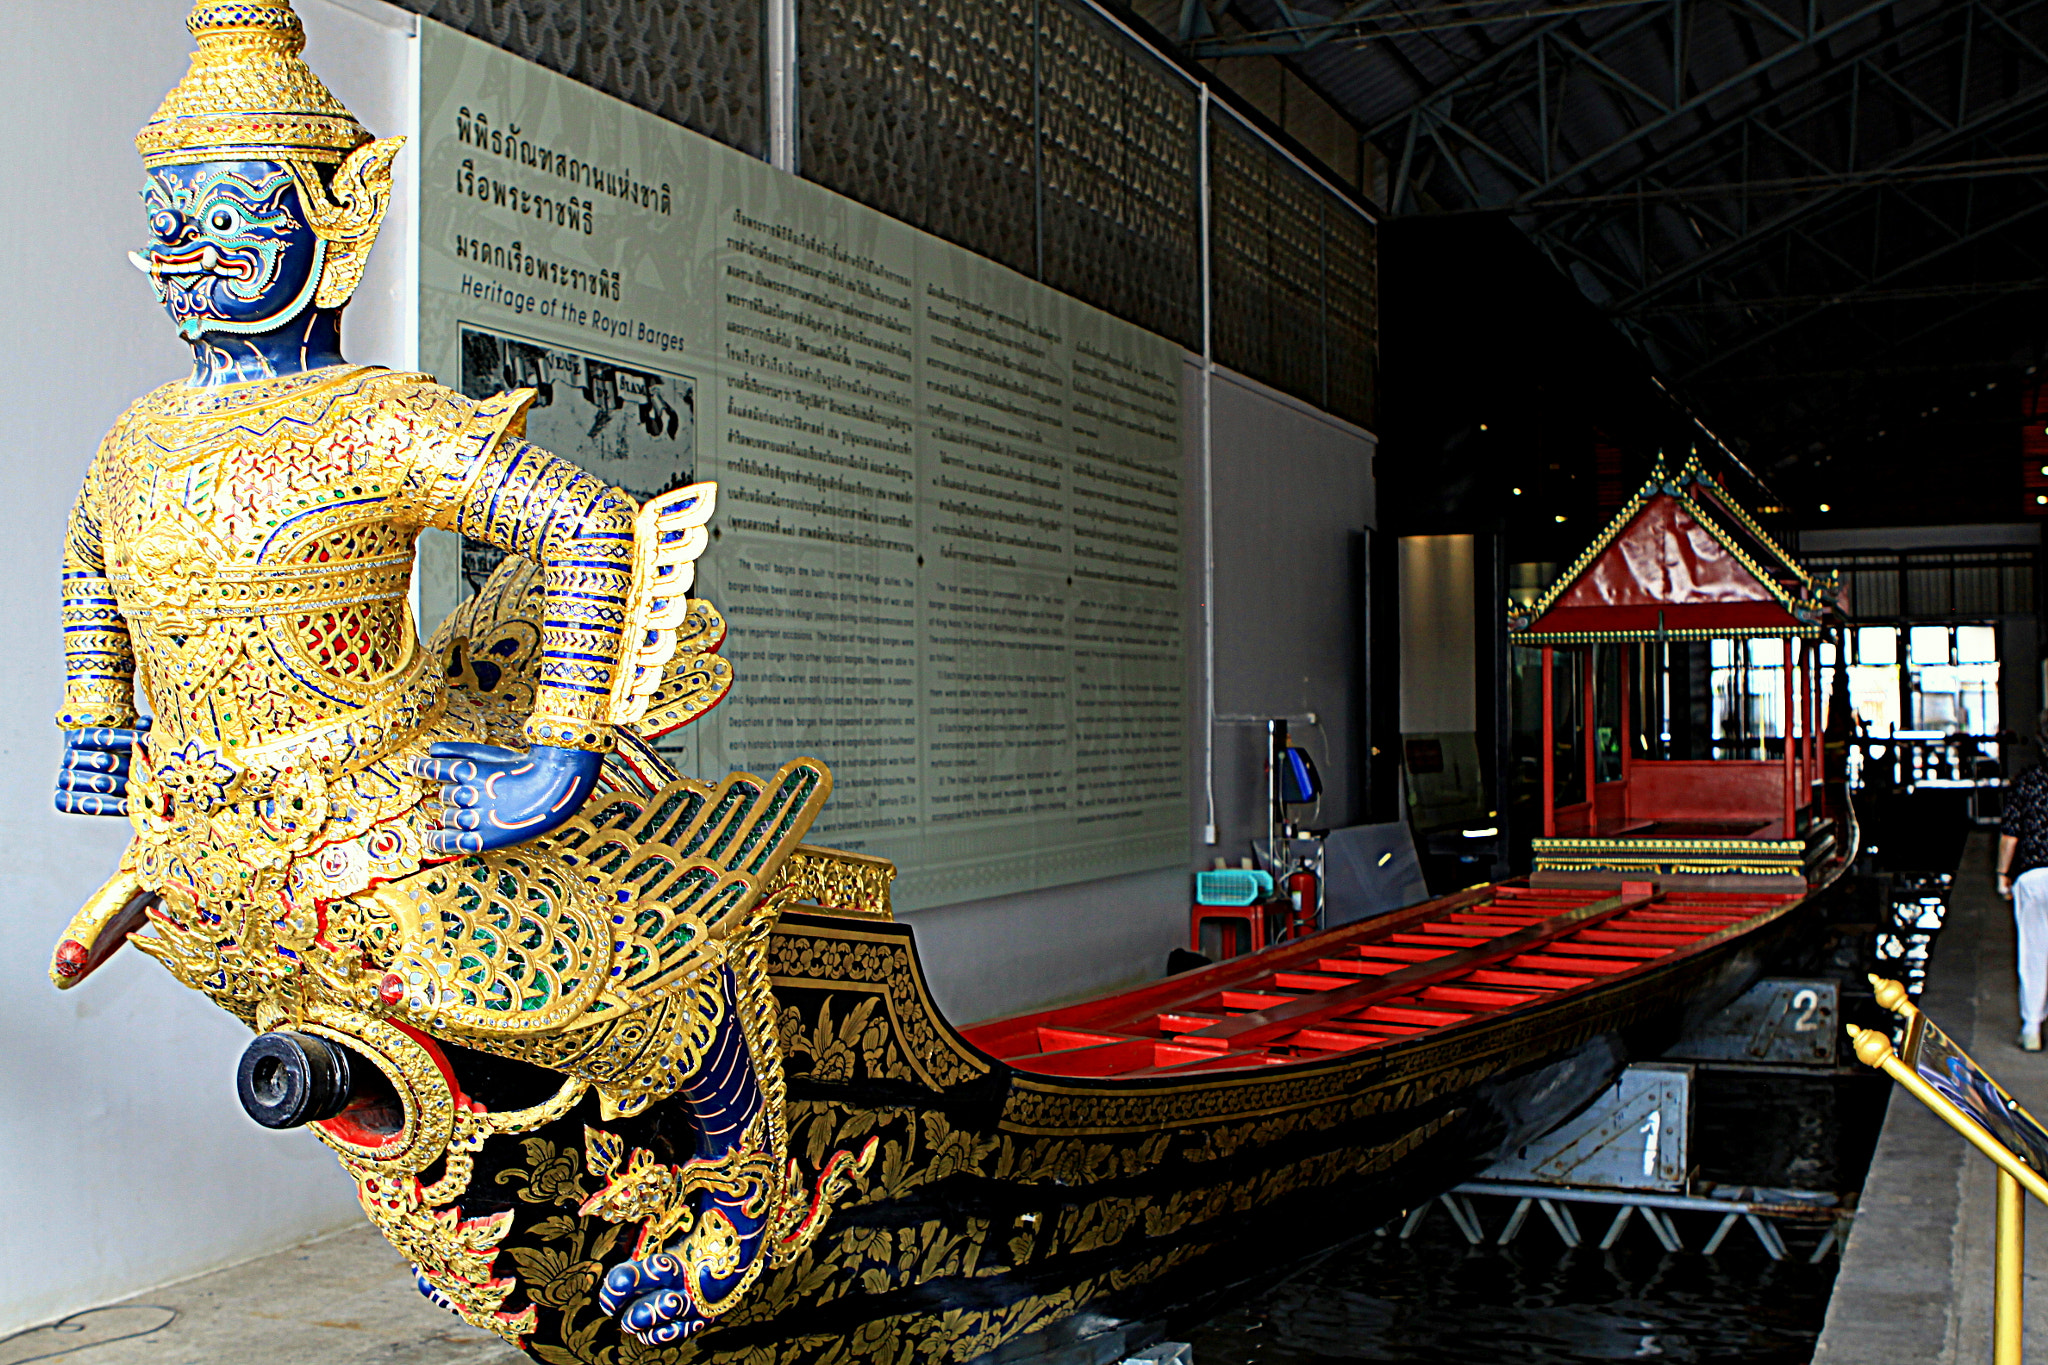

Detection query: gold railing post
xmin=1851 ymin=977 xmax=2048 ymax=1363
xmin=1998 ymin=1166 xmax=2025 ymax=1365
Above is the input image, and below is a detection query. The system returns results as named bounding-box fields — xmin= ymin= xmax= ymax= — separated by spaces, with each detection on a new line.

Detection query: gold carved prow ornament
xmin=51 ymin=0 xmax=877 ymax=1349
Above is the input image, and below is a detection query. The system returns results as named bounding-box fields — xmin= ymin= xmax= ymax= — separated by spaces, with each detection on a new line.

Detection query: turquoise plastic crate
xmin=1194 ymin=868 xmax=1274 ymax=906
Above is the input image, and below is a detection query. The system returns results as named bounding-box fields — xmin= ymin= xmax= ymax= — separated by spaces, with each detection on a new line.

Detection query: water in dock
xmin=1191 ymin=794 xmax=1965 ymax=1365
xmin=1188 ymin=1207 xmax=1839 ymax=1364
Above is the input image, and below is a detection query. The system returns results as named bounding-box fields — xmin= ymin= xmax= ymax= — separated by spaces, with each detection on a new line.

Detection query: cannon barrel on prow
xmin=236 ymin=1031 xmax=401 ymax=1133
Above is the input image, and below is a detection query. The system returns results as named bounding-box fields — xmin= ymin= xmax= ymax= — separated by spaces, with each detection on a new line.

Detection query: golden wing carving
xmin=605 ymin=483 xmax=719 ymax=727
xmin=617 ymin=599 xmax=733 ymax=742
xmin=361 ymin=758 xmax=832 ymax=1114
xmin=365 ymin=848 xmax=612 ymax=1034
xmin=547 ymin=756 xmax=833 ymax=1021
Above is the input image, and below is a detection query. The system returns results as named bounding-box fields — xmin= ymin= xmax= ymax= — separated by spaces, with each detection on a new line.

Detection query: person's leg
xmin=2014 ymin=869 xmax=2048 ymax=1048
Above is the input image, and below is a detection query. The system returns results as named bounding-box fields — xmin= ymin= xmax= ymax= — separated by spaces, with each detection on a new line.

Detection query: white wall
xmin=0 ymin=0 xmax=415 ymax=1332
xmin=1398 ymin=534 xmax=1476 ymax=734
xmin=1799 ymin=523 xmax=2041 ymax=552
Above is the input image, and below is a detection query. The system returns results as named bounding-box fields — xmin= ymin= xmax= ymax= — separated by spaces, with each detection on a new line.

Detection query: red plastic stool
xmin=1189 ymin=900 xmax=1281 ymax=959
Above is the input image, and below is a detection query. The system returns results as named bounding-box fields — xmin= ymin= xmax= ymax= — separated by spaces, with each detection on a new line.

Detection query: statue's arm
xmin=54 ymin=453 xmax=145 ymax=817
xmin=400 ymin=423 xmax=636 ymax=852
xmin=442 ymin=436 xmax=639 ymax=751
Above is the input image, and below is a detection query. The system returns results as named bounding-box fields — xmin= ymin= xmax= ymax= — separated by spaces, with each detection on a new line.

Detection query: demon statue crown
xmin=50 ymin=2 xmax=871 ymax=1354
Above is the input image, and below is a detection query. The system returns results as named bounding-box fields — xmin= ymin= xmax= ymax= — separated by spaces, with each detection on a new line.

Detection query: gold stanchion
xmin=1849 ymin=976 xmax=2048 ymax=1363
xmin=1998 ymin=1167 xmax=2024 ymax=1365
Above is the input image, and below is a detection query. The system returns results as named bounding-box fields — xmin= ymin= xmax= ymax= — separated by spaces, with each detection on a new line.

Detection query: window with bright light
xmin=1858 ymin=626 xmax=1897 ymax=665
xmin=1708 ymin=636 xmax=1787 ymax=759
xmin=1836 ymin=623 xmax=2000 ymax=739
xmin=1909 ymin=625 xmax=1951 ymax=667
xmin=1847 ymin=626 xmax=1902 ymax=735
xmin=1912 ymin=624 xmax=1999 ymax=736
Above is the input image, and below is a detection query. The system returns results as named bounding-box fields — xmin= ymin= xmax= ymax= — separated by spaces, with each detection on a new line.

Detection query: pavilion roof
xmin=1509 ymin=455 xmax=1840 ymax=644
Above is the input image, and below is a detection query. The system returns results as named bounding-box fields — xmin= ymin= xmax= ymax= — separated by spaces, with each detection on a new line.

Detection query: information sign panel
xmin=1905 ymin=1011 xmax=2048 ymax=1176
xmin=416 ymin=23 xmax=1187 ymax=910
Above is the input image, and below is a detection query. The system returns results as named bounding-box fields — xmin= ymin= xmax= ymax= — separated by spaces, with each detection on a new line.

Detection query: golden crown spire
xmin=136 ymin=0 xmax=373 ymax=168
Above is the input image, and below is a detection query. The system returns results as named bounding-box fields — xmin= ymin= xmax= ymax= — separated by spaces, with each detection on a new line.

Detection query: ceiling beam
xmin=1681 ymin=192 xmax=2048 ymax=379
xmin=1625 ymin=276 xmax=2048 ymax=316
xmin=1541 ymin=4 xmax=2048 ymax=310
xmin=1371 ymin=0 xmax=1906 ymax=213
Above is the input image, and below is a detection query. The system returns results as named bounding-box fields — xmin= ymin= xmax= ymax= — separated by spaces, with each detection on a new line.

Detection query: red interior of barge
xmin=962 ymin=883 xmax=1800 ymax=1079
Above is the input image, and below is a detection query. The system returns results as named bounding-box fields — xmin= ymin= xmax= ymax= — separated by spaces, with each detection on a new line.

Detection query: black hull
xmin=459 ymin=884 xmax=1823 ymax=1364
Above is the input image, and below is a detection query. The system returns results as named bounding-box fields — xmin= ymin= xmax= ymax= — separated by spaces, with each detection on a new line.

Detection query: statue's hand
xmin=54 ymin=721 xmax=148 ymax=817
xmin=410 ymin=741 xmax=601 ymax=855
xmin=599 ymin=1253 xmax=708 ymax=1345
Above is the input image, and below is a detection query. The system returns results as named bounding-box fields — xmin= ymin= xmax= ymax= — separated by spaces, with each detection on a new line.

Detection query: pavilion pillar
xmin=1542 ymin=647 xmax=1555 ymax=838
xmin=1783 ymin=636 xmax=1797 ymax=836
xmin=1801 ymin=638 xmax=1816 ymax=804
xmin=1619 ymin=645 xmax=1634 ymax=819
xmin=1583 ymin=649 xmax=1598 ymax=834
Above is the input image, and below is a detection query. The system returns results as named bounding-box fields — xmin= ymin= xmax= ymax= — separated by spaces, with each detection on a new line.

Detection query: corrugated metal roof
xmin=1201 ymin=0 xmax=2048 ymax=469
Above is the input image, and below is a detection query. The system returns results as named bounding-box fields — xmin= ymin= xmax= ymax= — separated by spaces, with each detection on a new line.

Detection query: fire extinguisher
xmin=1286 ymin=867 xmax=1319 ymax=939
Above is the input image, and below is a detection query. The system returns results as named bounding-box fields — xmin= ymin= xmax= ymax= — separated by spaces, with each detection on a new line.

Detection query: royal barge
xmin=706 ymin=864 xmax=1827 ymax=1365
xmin=370 ymin=455 xmax=1852 ymax=1364
xmin=55 ymin=400 xmax=1846 ymax=1365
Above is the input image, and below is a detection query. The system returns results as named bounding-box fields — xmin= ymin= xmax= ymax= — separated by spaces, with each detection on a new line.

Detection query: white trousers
xmin=2016 ymin=868 xmax=2048 ymax=1030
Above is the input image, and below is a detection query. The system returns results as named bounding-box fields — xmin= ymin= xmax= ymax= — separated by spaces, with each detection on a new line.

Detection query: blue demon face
xmin=134 ymin=161 xmax=324 ymax=341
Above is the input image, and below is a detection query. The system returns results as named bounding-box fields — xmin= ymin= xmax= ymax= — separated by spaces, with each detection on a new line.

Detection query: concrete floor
xmin=0 ymin=1226 xmax=521 ymax=1365
xmin=1814 ymin=829 xmax=2048 ymax=1364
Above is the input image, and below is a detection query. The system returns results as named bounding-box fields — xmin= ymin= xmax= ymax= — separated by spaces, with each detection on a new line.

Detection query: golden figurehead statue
xmin=50 ymin=2 xmax=870 ymax=1353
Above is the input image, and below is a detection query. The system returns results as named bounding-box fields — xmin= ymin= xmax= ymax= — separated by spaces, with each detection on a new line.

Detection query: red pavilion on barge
xmin=1511 ymin=455 xmax=1845 ymax=890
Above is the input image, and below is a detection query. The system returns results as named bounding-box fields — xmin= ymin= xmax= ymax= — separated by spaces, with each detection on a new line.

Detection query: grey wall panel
xmin=906 ymin=358 xmax=1375 ymax=1020
xmin=1203 ymin=365 xmax=1376 ymax=862
xmin=908 ymin=867 xmax=1189 ymax=1022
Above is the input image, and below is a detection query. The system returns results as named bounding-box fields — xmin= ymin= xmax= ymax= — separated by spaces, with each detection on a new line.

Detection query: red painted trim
xmin=1171 ymin=890 xmax=1659 ymax=1052
xmin=1526 ymin=602 xmax=1808 ymax=635
xmin=1624 ymin=760 xmax=1787 ymax=823
xmin=317 ymin=1108 xmax=402 ymax=1150
xmin=311 ymin=1019 xmax=472 ymax=1152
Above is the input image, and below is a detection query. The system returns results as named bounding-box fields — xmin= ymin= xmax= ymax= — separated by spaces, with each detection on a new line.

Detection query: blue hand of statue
xmin=599 ymin=1253 xmax=709 ymax=1345
xmin=55 ymin=721 xmax=149 ymax=817
xmin=410 ymin=742 xmax=600 ymax=855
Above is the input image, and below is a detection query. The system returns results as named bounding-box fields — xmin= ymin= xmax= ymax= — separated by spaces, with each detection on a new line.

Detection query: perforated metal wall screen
xmin=388 ymin=0 xmax=1376 ymax=427
xmin=798 ymin=0 xmax=1376 ymax=427
xmin=392 ymin=0 xmax=768 ymax=158
xmin=1034 ymin=1 xmax=1200 ymax=352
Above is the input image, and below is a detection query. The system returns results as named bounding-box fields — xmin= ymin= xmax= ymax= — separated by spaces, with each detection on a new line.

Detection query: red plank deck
xmin=960 ymin=880 xmax=1800 ymax=1078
